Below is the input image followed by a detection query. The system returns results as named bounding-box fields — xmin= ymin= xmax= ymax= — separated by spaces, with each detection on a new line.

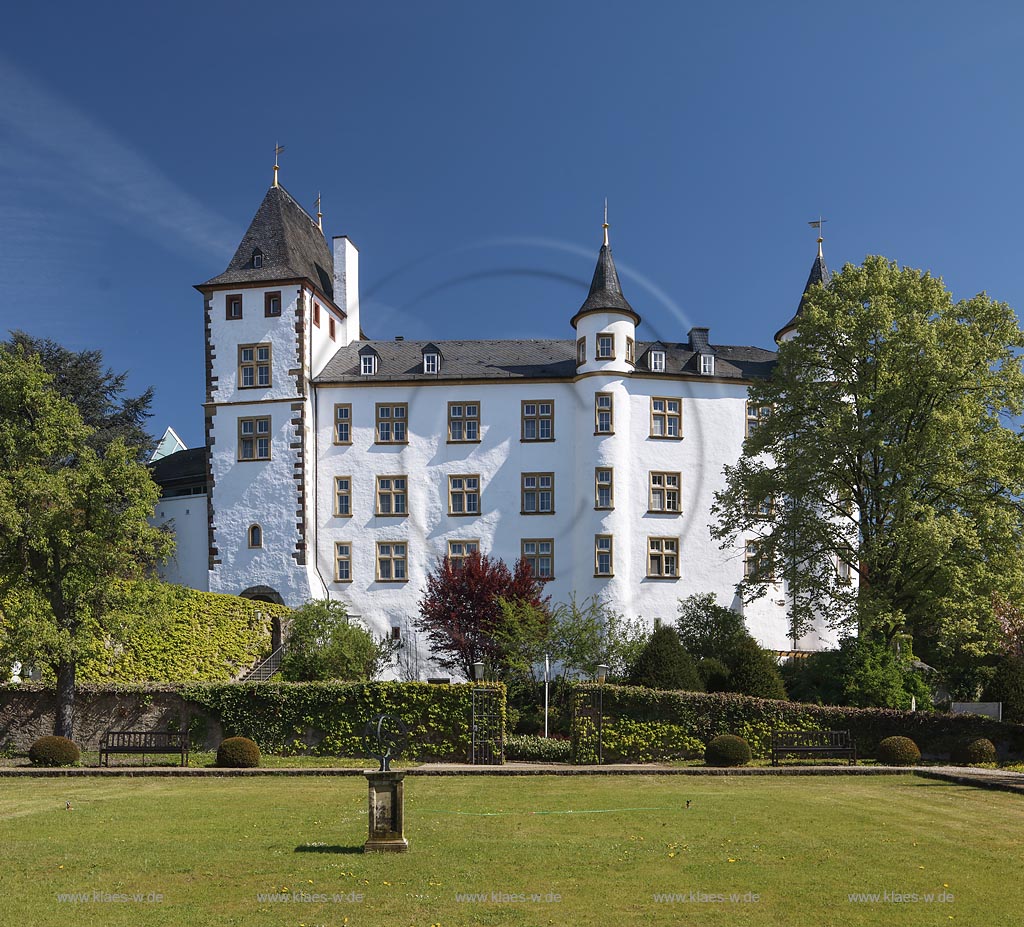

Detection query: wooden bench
xmin=99 ymin=730 xmax=189 ymax=767
xmin=771 ymin=729 xmax=857 ymax=766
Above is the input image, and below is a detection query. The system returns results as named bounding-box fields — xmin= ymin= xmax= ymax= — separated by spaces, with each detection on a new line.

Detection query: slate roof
xmin=316 ymin=338 xmax=775 ymax=383
xmin=200 ymin=185 xmax=334 ymax=298
xmin=775 ymin=243 xmax=830 ymax=342
xmin=570 ymin=242 xmax=641 ymax=327
xmin=149 ymin=446 xmax=208 ymax=491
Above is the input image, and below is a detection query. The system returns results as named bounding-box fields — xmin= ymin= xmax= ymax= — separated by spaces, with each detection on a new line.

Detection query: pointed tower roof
xmin=570 ymin=234 xmax=640 ymax=329
xmin=774 ymin=239 xmax=830 ymax=343
xmin=200 ymin=185 xmax=334 ymax=297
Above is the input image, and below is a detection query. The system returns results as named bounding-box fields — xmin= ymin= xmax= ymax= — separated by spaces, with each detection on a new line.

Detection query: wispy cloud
xmin=0 ymin=55 xmax=237 ymax=257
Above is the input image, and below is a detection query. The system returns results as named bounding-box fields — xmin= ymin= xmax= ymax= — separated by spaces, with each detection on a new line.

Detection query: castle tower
xmin=195 ymin=179 xmax=349 ymax=605
xmin=775 ymin=236 xmax=830 ymax=344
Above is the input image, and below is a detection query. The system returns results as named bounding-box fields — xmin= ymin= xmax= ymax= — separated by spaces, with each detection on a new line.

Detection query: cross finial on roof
xmin=603 ymin=197 xmax=609 ymax=247
xmin=273 ymin=143 xmax=285 ymax=187
xmin=808 ymin=216 xmax=827 ymax=256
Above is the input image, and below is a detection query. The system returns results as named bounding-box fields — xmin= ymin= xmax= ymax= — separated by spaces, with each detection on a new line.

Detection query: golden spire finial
xmin=273 ymin=143 xmax=285 ymax=187
xmin=316 ymin=192 xmax=323 ymax=231
xmin=808 ymin=216 xmax=826 ymax=257
xmin=602 ymin=197 xmax=609 ymax=247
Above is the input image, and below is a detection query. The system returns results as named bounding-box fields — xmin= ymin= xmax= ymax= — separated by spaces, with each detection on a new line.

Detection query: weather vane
xmin=315 ymin=191 xmax=323 ymax=231
xmin=808 ymin=216 xmax=827 ymax=256
xmin=273 ymin=142 xmax=285 ymax=187
xmin=603 ymin=197 xmax=609 ymax=247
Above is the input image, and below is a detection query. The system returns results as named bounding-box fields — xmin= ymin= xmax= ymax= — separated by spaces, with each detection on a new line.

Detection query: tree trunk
xmin=54 ymin=661 xmax=76 ymax=740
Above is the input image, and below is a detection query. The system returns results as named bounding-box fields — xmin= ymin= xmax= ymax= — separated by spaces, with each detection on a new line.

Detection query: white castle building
xmin=152 ymin=175 xmax=835 ymax=664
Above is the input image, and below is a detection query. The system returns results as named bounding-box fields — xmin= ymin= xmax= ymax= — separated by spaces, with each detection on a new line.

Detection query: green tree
xmin=720 ymin=636 xmax=787 ymax=700
xmin=982 ymin=655 xmax=1024 ymax=725
xmin=712 ymin=256 xmax=1024 ymax=677
xmin=278 ymin=599 xmax=394 ymax=681
xmin=0 ymin=350 xmax=172 ymax=738
xmin=626 ymin=626 xmax=702 ymax=691
xmin=3 ymin=331 xmax=155 ymax=457
xmin=675 ymin=593 xmax=749 ymax=659
xmin=549 ymin=594 xmax=648 ymax=683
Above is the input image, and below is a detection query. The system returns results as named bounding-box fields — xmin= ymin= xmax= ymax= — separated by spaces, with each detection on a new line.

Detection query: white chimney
xmin=333 ymin=236 xmax=360 ymax=345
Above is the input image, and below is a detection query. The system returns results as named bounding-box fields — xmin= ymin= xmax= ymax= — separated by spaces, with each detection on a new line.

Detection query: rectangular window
xmin=837 ymin=555 xmax=852 ymax=582
xmin=334 ymin=403 xmax=351 ymax=444
xmin=264 ymin=291 xmax=281 ymax=317
xmin=376 ymin=541 xmax=408 ymax=582
xmin=361 ymin=354 xmax=377 ymax=376
xmin=626 ymin=336 xmax=635 ymax=364
xmin=447 ymin=402 xmax=480 ymax=442
xmin=423 ymin=353 xmax=439 ymax=374
xmin=701 ymin=354 xmax=715 ymax=376
xmin=329 ymin=317 xmax=336 ymax=340
xmin=521 ymin=472 xmax=554 ymax=514
xmin=238 ymin=343 xmax=271 ymax=389
xmin=595 ymin=468 xmax=614 ymax=509
xmin=334 ymin=476 xmax=352 ymax=517
xmin=334 ymin=541 xmax=352 ymax=582
xmin=576 ymin=337 xmax=586 ymax=364
xmin=595 ymin=535 xmax=613 ymax=577
xmin=650 ymin=350 xmax=666 ymax=372
xmin=448 ymin=474 xmax=480 ymax=515
xmin=447 ymin=539 xmax=480 ymax=569
xmin=226 ymin=294 xmax=242 ymax=320
xmin=521 ymin=538 xmax=554 ymax=579
xmin=238 ymin=416 xmax=271 ymax=461
xmin=521 ymin=400 xmax=554 ymax=441
xmin=746 ymin=402 xmax=771 ymax=437
xmin=744 ymin=540 xmax=774 ymax=580
xmin=597 ymin=333 xmax=614 ymax=359
xmin=651 ymin=397 xmax=682 ymax=438
xmin=595 ymin=392 xmax=613 ymax=434
xmin=649 ymin=471 xmax=681 ymax=513
xmin=376 ymin=403 xmax=408 ymax=443
xmin=647 ymin=536 xmax=679 ymax=578
xmin=376 ymin=475 xmax=408 ymax=516
xmin=313 ymin=303 xmax=321 ymax=327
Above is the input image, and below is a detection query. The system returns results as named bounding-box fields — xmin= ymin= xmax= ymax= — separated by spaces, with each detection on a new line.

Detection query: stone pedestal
xmin=363 ymin=770 xmax=408 ymax=853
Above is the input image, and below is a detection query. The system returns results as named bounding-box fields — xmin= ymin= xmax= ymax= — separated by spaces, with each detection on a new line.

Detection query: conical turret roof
xmin=571 ymin=240 xmax=640 ymax=329
xmin=775 ymin=241 xmax=830 ymax=343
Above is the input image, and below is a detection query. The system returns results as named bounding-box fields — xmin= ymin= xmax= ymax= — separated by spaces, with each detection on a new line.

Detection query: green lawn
xmin=2 ymin=775 xmax=1020 ymax=926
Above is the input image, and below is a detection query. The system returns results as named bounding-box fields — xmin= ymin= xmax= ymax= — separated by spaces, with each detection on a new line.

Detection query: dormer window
xmin=252 ymin=250 xmax=263 ymax=269
xmin=423 ymin=353 xmax=439 ymax=374
xmin=361 ymin=354 xmax=378 ymax=375
xmin=650 ymin=350 xmax=666 ymax=372
xmin=597 ymin=334 xmax=614 ymax=359
xmin=700 ymin=354 xmax=715 ymax=376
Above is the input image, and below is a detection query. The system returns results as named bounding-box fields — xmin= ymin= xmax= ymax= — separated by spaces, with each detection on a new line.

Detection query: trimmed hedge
xmin=217 ymin=736 xmax=261 ymax=768
xmin=705 ymin=734 xmax=752 ymax=767
xmin=876 ymin=736 xmax=920 ymax=766
xmin=570 ymin=684 xmax=1024 ymax=764
xmin=28 ymin=735 xmax=80 ymax=767
xmin=182 ymin=680 xmax=504 ymax=762
xmin=952 ymin=737 xmax=997 ymax=766
xmin=505 ymin=734 xmax=571 ymax=763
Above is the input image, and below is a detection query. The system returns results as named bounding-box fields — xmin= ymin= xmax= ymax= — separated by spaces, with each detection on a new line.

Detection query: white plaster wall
xmin=575 ymin=314 xmax=637 ymax=376
xmin=150 ymin=494 xmax=210 ymax=591
xmin=332 ymin=236 xmax=360 ymax=350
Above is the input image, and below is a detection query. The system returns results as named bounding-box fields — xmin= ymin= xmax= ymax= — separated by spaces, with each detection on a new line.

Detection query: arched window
xmin=252 ymin=249 xmax=264 ymax=269
xmin=248 ymin=524 xmax=263 ymax=548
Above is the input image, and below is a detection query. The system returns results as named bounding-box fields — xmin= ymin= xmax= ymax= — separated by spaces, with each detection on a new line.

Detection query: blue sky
xmin=2 ymin=2 xmax=1022 ymax=448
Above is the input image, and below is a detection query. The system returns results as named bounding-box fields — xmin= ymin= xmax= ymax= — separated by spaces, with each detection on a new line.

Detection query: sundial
xmin=362 ymin=714 xmax=409 ymax=771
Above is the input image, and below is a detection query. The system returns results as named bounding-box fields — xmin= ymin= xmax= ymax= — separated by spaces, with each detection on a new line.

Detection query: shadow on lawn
xmin=295 ymin=844 xmax=363 ymax=854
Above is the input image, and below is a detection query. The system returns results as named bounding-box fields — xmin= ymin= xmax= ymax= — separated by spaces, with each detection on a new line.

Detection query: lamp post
xmin=472 ymin=661 xmax=485 ymax=683
xmin=544 ymin=653 xmax=550 ymax=739
xmin=596 ymin=664 xmax=609 ymax=764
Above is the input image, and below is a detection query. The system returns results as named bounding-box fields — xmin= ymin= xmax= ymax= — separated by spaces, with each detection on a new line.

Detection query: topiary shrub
xmin=722 ymin=636 xmax=787 ymax=700
xmin=696 ymin=657 xmax=731 ymax=693
xmin=704 ymin=733 xmax=752 ymax=767
xmin=626 ymin=626 xmax=703 ymax=691
xmin=216 ymin=736 xmax=261 ymax=768
xmin=876 ymin=735 xmax=920 ymax=766
xmin=951 ymin=737 xmax=997 ymax=766
xmin=28 ymin=735 xmax=80 ymax=767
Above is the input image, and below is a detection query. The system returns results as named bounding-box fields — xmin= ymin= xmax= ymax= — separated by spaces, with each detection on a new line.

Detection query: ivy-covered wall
xmin=570 ymin=684 xmax=1024 ymax=764
xmin=77 ymin=585 xmax=290 ymax=682
xmin=0 ymin=681 xmax=504 ymax=762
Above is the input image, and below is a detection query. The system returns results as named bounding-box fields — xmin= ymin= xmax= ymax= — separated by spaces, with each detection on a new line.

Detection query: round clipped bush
xmin=28 ymin=735 xmax=80 ymax=767
xmin=951 ymin=737 xmax=997 ymax=767
xmin=216 ymin=736 xmax=261 ymax=768
xmin=704 ymin=734 xmax=752 ymax=767
xmin=876 ymin=735 xmax=921 ymax=766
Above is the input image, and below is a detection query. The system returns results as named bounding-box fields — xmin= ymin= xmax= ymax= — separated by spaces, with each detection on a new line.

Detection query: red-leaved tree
xmin=415 ymin=552 xmax=550 ymax=679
